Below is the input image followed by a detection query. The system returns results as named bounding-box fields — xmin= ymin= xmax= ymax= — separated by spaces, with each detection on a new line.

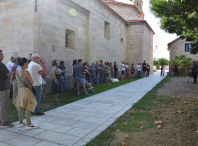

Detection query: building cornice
xmin=126 ymin=20 xmax=155 ymax=35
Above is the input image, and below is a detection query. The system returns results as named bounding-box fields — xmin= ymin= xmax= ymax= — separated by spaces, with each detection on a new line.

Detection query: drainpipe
xmin=35 ymin=0 xmax=37 ymax=12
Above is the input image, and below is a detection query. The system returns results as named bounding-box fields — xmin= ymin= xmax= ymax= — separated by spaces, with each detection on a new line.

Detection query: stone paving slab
xmin=0 ymin=71 xmax=166 ymax=146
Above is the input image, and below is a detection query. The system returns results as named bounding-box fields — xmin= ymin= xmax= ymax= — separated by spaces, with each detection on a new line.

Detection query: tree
xmin=153 ymin=58 xmax=169 ymax=68
xmin=170 ymin=55 xmax=192 ymax=75
xmin=149 ymin=0 xmax=198 ymax=54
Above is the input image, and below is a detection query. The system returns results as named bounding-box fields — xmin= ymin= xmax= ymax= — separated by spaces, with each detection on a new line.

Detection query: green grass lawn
xmin=7 ymin=77 xmax=140 ymax=123
xmin=153 ymin=70 xmax=157 ymax=72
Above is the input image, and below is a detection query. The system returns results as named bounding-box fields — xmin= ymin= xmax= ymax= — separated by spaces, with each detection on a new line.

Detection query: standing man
xmin=29 ymin=54 xmax=32 ymax=60
xmin=28 ymin=54 xmax=45 ymax=116
xmin=11 ymin=58 xmax=18 ymax=100
xmin=95 ymin=61 xmax=100 ymax=83
xmin=137 ymin=63 xmax=141 ymax=78
xmin=90 ymin=62 xmax=98 ymax=85
xmin=174 ymin=63 xmax=179 ymax=77
xmin=142 ymin=61 xmax=147 ymax=77
xmin=99 ymin=60 xmax=104 ymax=83
xmin=75 ymin=59 xmax=90 ymax=95
xmin=0 ymin=50 xmax=14 ymax=127
xmin=191 ymin=60 xmax=198 ymax=84
xmin=114 ymin=62 xmax=118 ymax=78
xmin=103 ymin=62 xmax=107 ymax=83
xmin=121 ymin=61 xmax=125 ymax=80
xmin=7 ymin=56 xmax=14 ymax=71
xmin=59 ymin=61 xmax=69 ymax=91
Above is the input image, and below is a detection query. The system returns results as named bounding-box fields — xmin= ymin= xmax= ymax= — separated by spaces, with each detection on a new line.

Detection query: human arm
xmin=52 ymin=69 xmax=57 ymax=83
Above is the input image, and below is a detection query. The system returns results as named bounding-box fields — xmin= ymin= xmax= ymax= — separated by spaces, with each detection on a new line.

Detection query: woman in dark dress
xmin=142 ymin=61 xmax=147 ymax=77
xmin=131 ymin=64 xmax=135 ymax=78
xmin=51 ymin=60 xmax=63 ymax=102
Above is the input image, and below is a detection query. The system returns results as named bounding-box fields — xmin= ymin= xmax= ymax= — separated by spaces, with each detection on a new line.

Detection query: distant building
xmin=167 ymin=37 xmax=198 ymax=61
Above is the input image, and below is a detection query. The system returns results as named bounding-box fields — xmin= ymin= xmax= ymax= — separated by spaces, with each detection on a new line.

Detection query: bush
xmin=153 ymin=58 xmax=169 ymax=68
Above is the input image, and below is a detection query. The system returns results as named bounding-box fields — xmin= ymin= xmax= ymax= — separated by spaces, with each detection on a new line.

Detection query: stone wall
xmin=169 ymin=38 xmax=198 ymax=61
xmin=0 ymin=0 xmax=35 ymax=64
xmin=126 ymin=22 xmax=153 ymax=75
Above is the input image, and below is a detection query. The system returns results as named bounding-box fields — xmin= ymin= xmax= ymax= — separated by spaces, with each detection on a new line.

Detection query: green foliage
xmin=149 ymin=0 xmax=198 ymax=54
xmin=153 ymin=58 xmax=169 ymax=67
xmin=170 ymin=55 xmax=192 ymax=70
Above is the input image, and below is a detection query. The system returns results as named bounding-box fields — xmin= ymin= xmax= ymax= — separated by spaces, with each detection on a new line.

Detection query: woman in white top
xmin=162 ymin=63 xmax=166 ymax=76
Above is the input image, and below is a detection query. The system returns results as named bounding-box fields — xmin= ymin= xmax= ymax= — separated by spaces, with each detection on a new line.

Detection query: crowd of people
xmin=0 ymin=50 xmax=151 ymax=130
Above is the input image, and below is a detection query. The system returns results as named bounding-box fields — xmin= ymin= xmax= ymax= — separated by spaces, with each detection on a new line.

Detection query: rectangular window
xmin=185 ymin=43 xmax=191 ymax=52
xmin=65 ymin=29 xmax=75 ymax=50
xmin=104 ymin=21 xmax=110 ymax=39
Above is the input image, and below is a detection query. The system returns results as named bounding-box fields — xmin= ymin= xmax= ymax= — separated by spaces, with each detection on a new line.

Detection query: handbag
xmin=17 ymin=71 xmax=37 ymax=96
xmin=47 ymin=67 xmax=57 ymax=81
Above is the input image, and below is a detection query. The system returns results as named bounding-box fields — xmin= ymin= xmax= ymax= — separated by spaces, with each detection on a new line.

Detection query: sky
xmin=115 ymin=0 xmax=178 ymax=60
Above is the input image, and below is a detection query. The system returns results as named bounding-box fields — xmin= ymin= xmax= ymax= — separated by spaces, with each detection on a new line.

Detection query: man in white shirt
xmin=7 ymin=56 xmax=14 ymax=71
xmin=28 ymin=54 xmax=45 ymax=116
xmin=121 ymin=61 xmax=125 ymax=80
xmin=137 ymin=63 xmax=141 ymax=78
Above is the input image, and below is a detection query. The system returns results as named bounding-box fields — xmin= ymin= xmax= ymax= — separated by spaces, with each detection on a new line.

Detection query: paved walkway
xmin=0 ymin=71 xmax=166 ymax=146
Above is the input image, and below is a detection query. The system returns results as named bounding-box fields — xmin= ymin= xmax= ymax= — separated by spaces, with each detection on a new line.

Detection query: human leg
xmin=34 ymin=86 xmax=42 ymax=114
xmin=12 ymin=79 xmax=18 ymax=100
xmin=18 ymin=107 xmax=24 ymax=123
xmin=100 ymin=72 xmax=103 ymax=83
xmin=92 ymin=73 xmax=98 ymax=85
xmin=104 ymin=73 xmax=107 ymax=83
xmin=0 ymin=90 xmax=10 ymax=124
xmin=25 ymin=109 xmax=31 ymax=125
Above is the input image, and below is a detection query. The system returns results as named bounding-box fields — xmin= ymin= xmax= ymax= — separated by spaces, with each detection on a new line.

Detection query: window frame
xmin=185 ymin=43 xmax=191 ymax=52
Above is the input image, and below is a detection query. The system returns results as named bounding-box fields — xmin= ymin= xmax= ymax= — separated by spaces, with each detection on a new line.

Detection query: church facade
xmin=0 ymin=0 xmax=154 ymax=88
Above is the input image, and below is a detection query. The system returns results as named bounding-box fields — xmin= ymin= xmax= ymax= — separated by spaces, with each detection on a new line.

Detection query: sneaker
xmin=26 ymin=124 xmax=39 ymax=130
xmin=77 ymin=93 xmax=82 ymax=95
xmin=18 ymin=122 xmax=26 ymax=128
xmin=85 ymin=93 xmax=90 ymax=95
xmin=34 ymin=112 xmax=45 ymax=116
xmin=0 ymin=121 xmax=14 ymax=128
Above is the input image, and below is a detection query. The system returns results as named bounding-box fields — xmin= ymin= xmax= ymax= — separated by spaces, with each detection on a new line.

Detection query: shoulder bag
xmin=47 ymin=67 xmax=57 ymax=81
xmin=17 ymin=71 xmax=37 ymax=96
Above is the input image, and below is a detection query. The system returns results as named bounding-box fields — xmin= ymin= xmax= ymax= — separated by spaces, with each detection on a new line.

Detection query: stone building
xmin=0 ymin=0 xmax=154 ymax=89
xmin=168 ymin=37 xmax=198 ymax=61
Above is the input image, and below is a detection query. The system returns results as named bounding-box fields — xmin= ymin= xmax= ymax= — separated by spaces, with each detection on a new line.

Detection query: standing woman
xmin=146 ymin=63 xmax=150 ymax=77
xmin=40 ymin=59 xmax=47 ymax=97
xmin=106 ymin=62 xmax=111 ymax=84
xmin=131 ymin=64 xmax=135 ymax=78
xmin=59 ymin=61 xmax=69 ymax=91
xmin=110 ymin=63 xmax=113 ymax=79
xmin=162 ymin=63 xmax=166 ymax=76
xmin=51 ymin=60 xmax=62 ymax=102
xmin=126 ymin=63 xmax=129 ymax=78
xmin=13 ymin=57 xmax=38 ymax=130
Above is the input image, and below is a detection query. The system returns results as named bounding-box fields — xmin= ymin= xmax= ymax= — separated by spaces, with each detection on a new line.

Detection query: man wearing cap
xmin=28 ymin=54 xmax=45 ymax=116
xmin=90 ymin=62 xmax=99 ymax=85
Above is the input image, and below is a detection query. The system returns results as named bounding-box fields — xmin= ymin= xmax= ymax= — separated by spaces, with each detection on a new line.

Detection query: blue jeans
xmin=100 ymin=72 xmax=104 ymax=83
xmin=146 ymin=70 xmax=150 ymax=77
xmin=34 ymin=85 xmax=42 ymax=114
xmin=137 ymin=71 xmax=141 ymax=77
xmin=103 ymin=73 xmax=107 ymax=83
xmin=61 ymin=76 xmax=69 ymax=90
xmin=91 ymin=72 xmax=98 ymax=85
xmin=114 ymin=71 xmax=118 ymax=78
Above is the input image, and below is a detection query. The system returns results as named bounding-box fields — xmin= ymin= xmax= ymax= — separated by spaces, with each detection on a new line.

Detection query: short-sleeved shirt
xmin=175 ymin=65 xmax=179 ymax=71
xmin=0 ymin=61 xmax=10 ymax=91
xmin=7 ymin=61 xmax=14 ymax=71
xmin=42 ymin=65 xmax=46 ymax=77
xmin=52 ymin=66 xmax=61 ymax=74
xmin=114 ymin=65 xmax=118 ymax=72
xmin=95 ymin=65 xmax=100 ymax=73
xmin=90 ymin=65 xmax=96 ymax=73
xmin=137 ymin=65 xmax=141 ymax=71
xmin=74 ymin=64 xmax=84 ymax=78
xmin=28 ymin=61 xmax=42 ymax=86
xmin=121 ymin=64 xmax=125 ymax=71
xmin=59 ymin=66 xmax=66 ymax=76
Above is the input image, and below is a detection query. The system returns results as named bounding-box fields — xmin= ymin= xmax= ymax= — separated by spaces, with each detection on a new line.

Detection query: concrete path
xmin=0 ymin=71 xmax=166 ymax=146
